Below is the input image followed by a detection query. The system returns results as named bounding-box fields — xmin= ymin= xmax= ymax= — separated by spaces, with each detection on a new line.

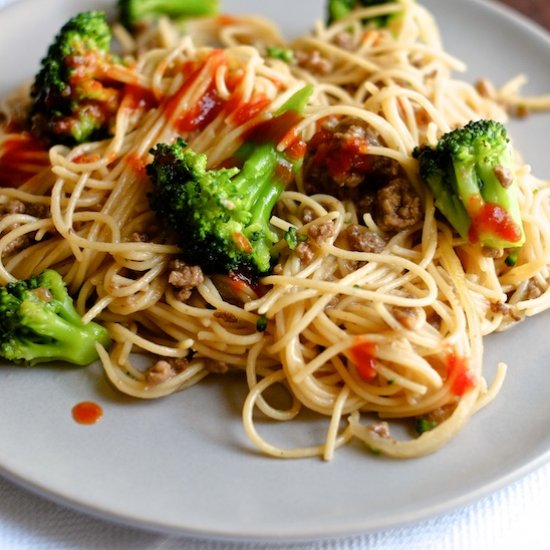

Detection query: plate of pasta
xmin=1 ymin=0 xmax=550 ymax=541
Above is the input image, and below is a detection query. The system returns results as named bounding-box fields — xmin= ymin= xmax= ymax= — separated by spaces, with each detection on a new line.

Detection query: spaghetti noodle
xmin=1 ymin=0 xmax=550 ymax=459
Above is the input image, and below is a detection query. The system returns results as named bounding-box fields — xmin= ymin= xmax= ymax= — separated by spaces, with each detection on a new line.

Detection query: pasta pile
xmin=2 ymin=0 xmax=550 ymax=459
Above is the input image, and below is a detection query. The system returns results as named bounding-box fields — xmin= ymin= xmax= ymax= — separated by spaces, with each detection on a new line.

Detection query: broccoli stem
xmin=276 ymin=84 xmax=314 ymax=116
xmin=119 ymin=0 xmax=219 ymax=28
xmin=139 ymin=0 xmax=218 ymax=17
xmin=230 ymin=85 xmax=314 ymax=264
xmin=232 ymin=143 xmax=284 ymax=253
xmin=427 ymin=166 xmax=472 ymax=240
xmin=18 ymin=300 xmax=108 ymax=366
xmin=327 ymin=0 xmax=397 ymax=26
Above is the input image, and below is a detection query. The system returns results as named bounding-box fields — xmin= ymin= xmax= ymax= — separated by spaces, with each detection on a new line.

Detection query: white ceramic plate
xmin=1 ymin=0 xmax=550 ymax=542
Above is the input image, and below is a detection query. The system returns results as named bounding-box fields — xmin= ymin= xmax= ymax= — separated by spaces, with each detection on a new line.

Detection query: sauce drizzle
xmin=446 ymin=354 xmax=476 ymax=397
xmin=349 ymin=340 xmax=377 ymax=381
xmin=72 ymin=401 xmax=103 ymax=425
xmin=467 ymin=197 xmax=522 ymax=244
xmin=0 ymin=133 xmax=49 ymax=187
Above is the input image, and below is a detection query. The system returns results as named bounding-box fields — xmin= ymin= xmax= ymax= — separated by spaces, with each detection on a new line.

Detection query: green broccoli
xmin=415 ymin=416 xmax=437 ymax=434
xmin=327 ymin=0 xmax=397 ymax=27
xmin=413 ymin=119 xmax=525 ymax=250
xmin=118 ymin=0 xmax=219 ymax=29
xmin=0 ymin=270 xmax=110 ymax=366
xmin=29 ymin=11 xmax=123 ymax=145
xmin=266 ymin=47 xmax=295 ymax=63
xmin=147 ymin=84 xmax=313 ymax=275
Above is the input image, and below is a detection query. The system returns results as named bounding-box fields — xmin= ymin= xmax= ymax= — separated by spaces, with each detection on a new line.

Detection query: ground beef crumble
xmin=303 ymin=116 xmax=423 ymax=233
xmin=167 ymin=259 xmax=204 ymax=301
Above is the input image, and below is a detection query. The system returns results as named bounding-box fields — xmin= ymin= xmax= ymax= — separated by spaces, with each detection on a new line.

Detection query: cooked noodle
xmin=2 ymin=0 xmax=550 ymax=459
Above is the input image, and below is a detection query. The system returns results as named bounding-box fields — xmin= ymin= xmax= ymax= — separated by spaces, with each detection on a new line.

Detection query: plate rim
xmin=1 ymin=0 xmax=550 ymax=541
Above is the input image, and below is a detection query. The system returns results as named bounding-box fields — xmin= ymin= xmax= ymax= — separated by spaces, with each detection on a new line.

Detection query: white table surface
xmin=1 ymin=461 xmax=550 ymax=549
xmin=1 ymin=0 xmax=550 ymax=548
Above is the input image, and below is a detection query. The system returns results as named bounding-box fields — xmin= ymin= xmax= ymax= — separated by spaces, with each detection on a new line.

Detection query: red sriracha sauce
xmin=126 ymin=152 xmax=147 ymax=175
xmin=232 ymin=231 xmax=252 ymax=253
xmin=349 ymin=340 xmax=377 ymax=381
xmin=120 ymin=84 xmax=158 ymax=112
xmin=0 ymin=133 xmax=49 ymax=187
xmin=229 ymin=94 xmax=271 ymax=127
xmin=72 ymin=401 xmax=103 ymax=425
xmin=306 ymin=127 xmax=372 ymax=185
xmin=175 ymin=81 xmax=225 ymax=133
xmin=467 ymin=197 xmax=522 ymax=245
xmin=163 ymin=51 xmax=227 ymax=133
xmin=446 ymin=353 xmax=476 ymax=396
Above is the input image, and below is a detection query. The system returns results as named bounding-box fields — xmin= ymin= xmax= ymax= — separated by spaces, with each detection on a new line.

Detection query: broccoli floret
xmin=118 ymin=0 xmax=219 ymax=29
xmin=415 ymin=417 xmax=437 ymax=434
xmin=29 ymin=11 xmax=123 ymax=145
xmin=0 ymin=270 xmax=110 ymax=366
xmin=413 ymin=120 xmax=525 ymax=250
xmin=147 ymin=84 xmax=313 ymax=275
xmin=327 ymin=0 xmax=397 ymax=26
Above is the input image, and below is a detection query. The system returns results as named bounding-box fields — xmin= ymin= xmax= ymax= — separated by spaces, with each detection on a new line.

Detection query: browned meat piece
xmin=295 ymin=241 xmax=315 ymax=264
xmin=295 ymin=49 xmax=333 ymax=74
xmin=0 ymin=199 xmax=49 ymax=218
xmin=2 ymin=234 xmax=33 ymax=256
xmin=375 ymin=178 xmax=422 ymax=232
xmin=525 ymin=279 xmax=543 ymax=300
xmin=146 ymin=357 xmax=189 ymax=385
xmin=307 ymin=221 xmax=335 ymax=243
xmin=303 ymin=116 xmax=422 ymax=233
xmin=213 ymin=311 xmax=239 ymax=323
xmin=493 ymin=165 xmax=514 ymax=189
xmin=490 ymin=301 xmax=523 ymax=322
xmin=0 ymin=200 xmax=52 ymax=258
xmin=129 ymin=232 xmax=151 ymax=243
xmin=332 ymin=31 xmax=355 ymax=50
xmin=167 ymin=259 xmax=204 ymax=301
xmin=303 ymin=117 xmax=391 ymax=192
xmin=0 ymin=200 xmax=26 ymax=214
xmin=343 ymin=223 xmax=386 ymax=253
xmin=366 ymin=421 xmax=391 ymax=439
xmin=392 ymin=306 xmax=421 ymax=330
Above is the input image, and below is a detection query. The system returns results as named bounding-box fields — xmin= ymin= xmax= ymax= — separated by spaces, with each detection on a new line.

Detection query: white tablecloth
xmin=2 ymin=0 xmax=549 ymax=547
xmin=1 ymin=460 xmax=550 ymax=549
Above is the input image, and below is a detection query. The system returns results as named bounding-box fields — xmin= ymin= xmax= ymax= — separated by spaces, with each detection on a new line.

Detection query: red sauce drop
xmin=72 ymin=152 xmax=101 ymax=164
xmin=126 ymin=152 xmax=147 ymax=175
xmin=0 ymin=133 xmax=49 ymax=187
xmin=349 ymin=340 xmax=377 ymax=381
xmin=72 ymin=401 xmax=103 ymax=425
xmin=228 ymin=269 xmax=259 ymax=293
xmin=232 ymin=231 xmax=252 ymax=253
xmin=467 ymin=197 xmax=522 ymax=244
xmin=446 ymin=354 xmax=476 ymax=396
xmin=274 ymin=158 xmax=294 ymax=186
xmin=285 ymin=139 xmax=307 ymax=161
xmin=229 ymin=94 xmax=271 ymax=127
xmin=177 ymin=84 xmax=225 ymax=133
xmin=163 ymin=51 xmax=227 ymax=134
xmin=307 ymin=128 xmax=372 ymax=183
xmin=217 ymin=14 xmax=238 ymax=26
xmin=121 ymin=84 xmax=158 ymax=112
